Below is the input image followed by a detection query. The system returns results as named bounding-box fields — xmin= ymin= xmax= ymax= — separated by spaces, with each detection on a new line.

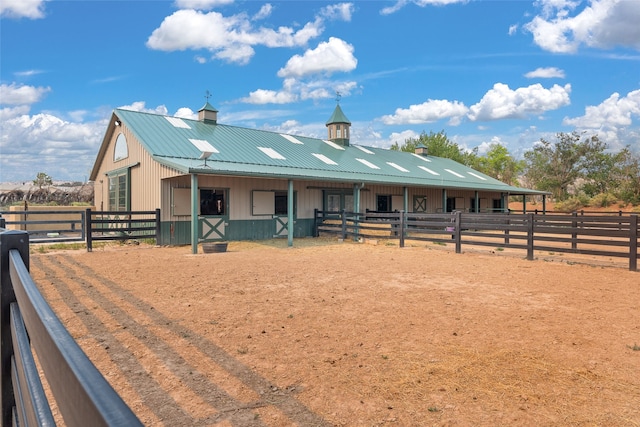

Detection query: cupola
xmin=415 ymin=144 xmax=428 ymax=156
xmin=198 ymin=101 xmax=218 ymax=124
xmin=325 ymin=101 xmax=351 ymax=147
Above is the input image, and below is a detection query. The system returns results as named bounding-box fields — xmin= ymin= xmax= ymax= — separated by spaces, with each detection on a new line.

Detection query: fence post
xmin=0 ymin=217 xmax=4 ymax=229
xmin=313 ymin=209 xmax=319 ymax=237
xmin=399 ymin=211 xmax=405 ymax=248
xmin=504 ymin=211 xmax=510 ymax=246
xmin=0 ymin=229 xmax=29 ymax=427
xmin=630 ymin=214 xmax=638 ymax=272
xmin=454 ymin=211 xmax=462 ymax=254
xmin=571 ymin=212 xmax=578 ymax=252
xmin=341 ymin=209 xmax=347 ymax=240
xmin=85 ymin=208 xmax=93 ymax=252
xmin=155 ymin=209 xmax=161 ymax=246
xmin=526 ymin=213 xmax=534 ymax=260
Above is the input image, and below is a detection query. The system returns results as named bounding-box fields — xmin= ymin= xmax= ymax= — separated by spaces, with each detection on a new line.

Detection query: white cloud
xmin=118 ymin=102 xmax=170 ymax=116
xmin=320 ymin=3 xmax=354 ymax=21
xmin=241 ymin=78 xmax=358 ymax=105
xmin=242 ymin=89 xmax=299 ymax=104
xmin=175 ymin=107 xmax=197 ymax=120
xmin=525 ymin=0 xmax=640 ymax=53
xmin=0 ymin=83 xmax=51 ymax=106
xmin=380 ymin=99 xmax=468 ymax=125
xmin=381 ymin=0 xmax=468 ymax=15
xmin=563 ymin=89 xmax=640 ymax=128
xmin=277 ymin=37 xmax=357 ymax=78
xmin=0 ymin=112 xmax=105 ymax=182
xmin=524 ymin=67 xmax=566 ymax=79
xmin=252 ymin=3 xmax=272 ymax=20
xmin=174 ymin=0 xmax=233 ymax=10
xmin=0 ymin=0 xmax=47 ymax=19
xmin=146 ymin=7 xmax=328 ymax=65
xmin=468 ymin=83 xmax=571 ymax=121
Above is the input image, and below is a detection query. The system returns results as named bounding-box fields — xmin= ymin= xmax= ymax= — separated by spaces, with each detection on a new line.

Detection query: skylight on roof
xmin=189 ymin=139 xmax=218 ymax=154
xmin=165 ymin=116 xmax=190 ymax=129
xmin=411 ymin=153 xmax=431 ymax=162
xmin=356 ymin=158 xmax=380 ymax=169
xmin=258 ymin=146 xmax=286 ymax=160
xmin=354 ymin=145 xmax=374 ymax=154
xmin=312 ymin=153 xmax=338 ymax=165
xmin=467 ymin=171 xmax=487 ymax=180
xmin=387 ymin=162 xmax=409 ymax=173
xmin=323 ymin=140 xmax=345 ymax=151
xmin=280 ymin=134 xmax=304 ymax=144
xmin=445 ymin=169 xmax=465 ymax=178
xmin=418 ymin=166 xmax=439 ymax=176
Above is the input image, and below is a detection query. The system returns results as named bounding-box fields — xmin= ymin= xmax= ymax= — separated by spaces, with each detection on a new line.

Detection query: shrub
xmin=554 ymin=197 xmax=583 ymax=212
xmin=589 ymin=193 xmax=617 ymax=208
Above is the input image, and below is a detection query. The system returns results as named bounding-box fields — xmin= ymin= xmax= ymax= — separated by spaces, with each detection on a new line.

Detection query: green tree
xmin=390 ymin=130 xmax=467 ymax=164
xmin=522 ymin=132 xmax=603 ymax=200
xmin=475 ymin=143 xmax=524 ymax=186
xmin=616 ymin=149 xmax=640 ymax=204
xmin=33 ymin=172 xmax=53 ymax=189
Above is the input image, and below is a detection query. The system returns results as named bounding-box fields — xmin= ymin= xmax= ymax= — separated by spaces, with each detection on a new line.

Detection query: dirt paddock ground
xmin=30 ymin=237 xmax=639 ymax=426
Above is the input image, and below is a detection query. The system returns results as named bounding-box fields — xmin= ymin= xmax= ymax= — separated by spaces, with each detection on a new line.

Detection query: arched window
xmin=114 ymin=133 xmax=128 ymax=162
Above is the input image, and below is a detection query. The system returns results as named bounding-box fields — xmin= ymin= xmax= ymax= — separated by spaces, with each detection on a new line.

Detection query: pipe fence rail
xmin=314 ymin=210 xmax=639 ymax=271
xmin=0 ymin=228 xmax=143 ymax=426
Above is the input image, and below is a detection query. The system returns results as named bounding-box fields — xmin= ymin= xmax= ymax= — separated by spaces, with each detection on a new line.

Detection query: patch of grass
xmin=628 ymin=343 xmax=640 ymax=351
xmin=495 ymin=247 xmax=504 ymax=252
xmin=428 ymin=406 xmax=439 ymax=412
xmin=237 ymin=347 xmax=249 ymax=355
xmin=432 ymin=241 xmax=446 ymax=246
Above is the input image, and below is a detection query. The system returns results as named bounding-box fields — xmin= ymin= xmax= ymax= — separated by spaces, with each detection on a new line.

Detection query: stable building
xmin=89 ymin=101 xmax=543 ymax=252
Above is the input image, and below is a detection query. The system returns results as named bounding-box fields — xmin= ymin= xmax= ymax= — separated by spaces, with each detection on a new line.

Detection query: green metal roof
xmin=108 ymin=108 xmax=544 ymax=195
xmin=325 ymin=104 xmax=351 ymax=125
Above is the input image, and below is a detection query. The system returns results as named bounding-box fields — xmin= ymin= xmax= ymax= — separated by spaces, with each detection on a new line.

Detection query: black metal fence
xmin=0 ymin=209 xmax=161 ymax=251
xmin=0 ymin=228 xmax=143 ymax=426
xmin=0 ymin=209 xmax=85 ymax=243
xmin=314 ymin=210 xmax=639 ymax=271
xmin=86 ymin=209 xmax=161 ymax=252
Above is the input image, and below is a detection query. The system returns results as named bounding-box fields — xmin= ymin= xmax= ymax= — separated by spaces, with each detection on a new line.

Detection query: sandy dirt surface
xmin=30 ymin=238 xmax=639 ymax=426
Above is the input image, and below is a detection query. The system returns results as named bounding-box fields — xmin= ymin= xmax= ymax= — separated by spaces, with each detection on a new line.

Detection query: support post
xmin=630 ymin=214 xmax=638 ymax=272
xmin=474 ymin=191 xmax=479 ymax=213
xmin=287 ymin=179 xmax=294 ymax=247
xmin=85 ymin=208 xmax=93 ymax=252
xmin=526 ymin=213 xmax=534 ymax=260
xmin=403 ymin=187 xmax=408 ymax=213
xmin=353 ymin=184 xmax=361 ymax=242
xmin=313 ymin=209 xmax=319 ymax=237
xmin=191 ymin=174 xmax=199 ymax=254
xmin=442 ymin=189 xmax=447 ymax=213
xmin=542 ymin=194 xmax=547 ymax=213
xmin=0 ymin=229 xmax=29 ymax=427
xmin=571 ymin=212 xmax=578 ymax=252
xmin=454 ymin=210 xmax=462 ymax=253
xmin=399 ymin=210 xmax=405 ymax=248
xmin=155 ymin=208 xmax=161 ymax=246
xmin=341 ymin=209 xmax=347 ymax=240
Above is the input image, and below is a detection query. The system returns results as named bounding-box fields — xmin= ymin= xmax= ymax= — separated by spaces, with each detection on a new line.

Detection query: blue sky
xmin=1 ymin=0 xmax=639 ymax=182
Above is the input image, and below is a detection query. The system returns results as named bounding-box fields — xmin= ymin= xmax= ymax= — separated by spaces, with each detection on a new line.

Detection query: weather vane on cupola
xmin=335 ymin=91 xmax=342 ymax=104
xmin=205 ymin=90 xmax=212 ymax=102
